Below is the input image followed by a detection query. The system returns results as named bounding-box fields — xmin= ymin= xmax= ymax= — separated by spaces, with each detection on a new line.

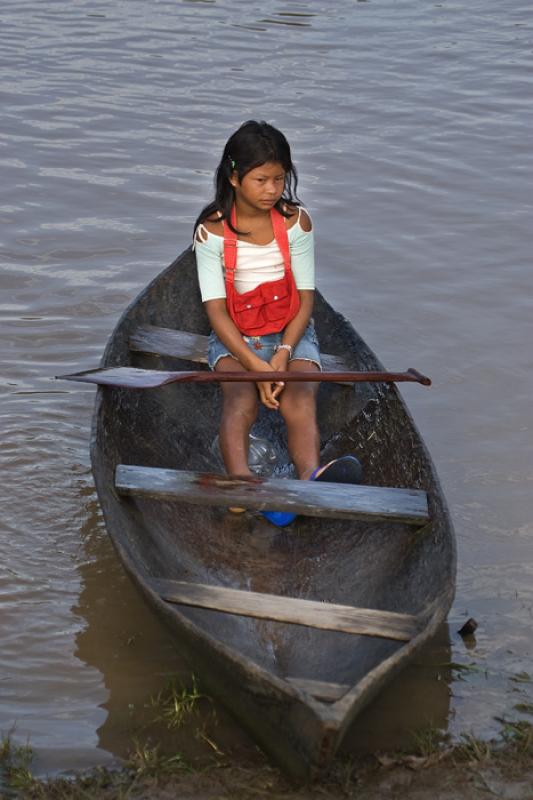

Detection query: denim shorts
xmin=207 ymin=320 xmax=322 ymax=371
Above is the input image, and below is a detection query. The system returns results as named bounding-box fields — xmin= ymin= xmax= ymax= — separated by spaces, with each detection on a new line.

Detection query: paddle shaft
xmin=166 ymin=368 xmax=431 ymax=385
xmin=58 ymin=366 xmax=431 ymax=388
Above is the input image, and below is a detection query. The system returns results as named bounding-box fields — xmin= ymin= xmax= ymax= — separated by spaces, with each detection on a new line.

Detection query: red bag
xmin=223 ymin=206 xmax=300 ymax=336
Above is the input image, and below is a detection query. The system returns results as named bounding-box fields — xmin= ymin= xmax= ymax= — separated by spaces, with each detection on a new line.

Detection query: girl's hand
xmin=253 ymin=359 xmax=285 ymax=410
xmin=268 ymin=349 xmax=290 ymax=402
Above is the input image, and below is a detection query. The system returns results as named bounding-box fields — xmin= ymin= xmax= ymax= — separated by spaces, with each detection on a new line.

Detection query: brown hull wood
xmin=89 ymin=247 xmax=456 ymax=780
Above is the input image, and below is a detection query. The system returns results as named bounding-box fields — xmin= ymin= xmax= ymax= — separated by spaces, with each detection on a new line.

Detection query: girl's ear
xmin=229 ymin=170 xmax=238 ymax=187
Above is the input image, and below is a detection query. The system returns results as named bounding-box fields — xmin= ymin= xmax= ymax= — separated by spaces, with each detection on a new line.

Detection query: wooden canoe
xmin=89 ymin=247 xmax=456 ymax=780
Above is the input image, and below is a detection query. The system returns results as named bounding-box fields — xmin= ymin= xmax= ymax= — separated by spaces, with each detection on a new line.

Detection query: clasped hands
xmin=254 ymin=349 xmax=290 ymax=410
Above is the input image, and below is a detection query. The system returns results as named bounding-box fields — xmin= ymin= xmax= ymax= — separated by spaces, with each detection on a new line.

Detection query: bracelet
xmin=275 ymin=343 xmax=293 ymax=358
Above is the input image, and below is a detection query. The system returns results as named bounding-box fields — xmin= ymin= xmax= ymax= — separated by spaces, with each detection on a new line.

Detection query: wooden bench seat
xmin=129 ymin=324 xmax=351 ymax=375
xmin=148 ymin=578 xmax=420 ymax=642
xmin=287 ymin=678 xmax=351 ymax=702
xmin=115 ymin=465 xmax=429 ymax=525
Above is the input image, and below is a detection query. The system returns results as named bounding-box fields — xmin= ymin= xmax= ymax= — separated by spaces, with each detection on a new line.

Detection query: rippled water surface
xmin=1 ymin=0 xmax=532 ymax=777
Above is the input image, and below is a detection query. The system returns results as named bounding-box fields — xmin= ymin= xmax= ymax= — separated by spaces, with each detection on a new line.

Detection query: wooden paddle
xmin=57 ymin=366 xmax=431 ymax=388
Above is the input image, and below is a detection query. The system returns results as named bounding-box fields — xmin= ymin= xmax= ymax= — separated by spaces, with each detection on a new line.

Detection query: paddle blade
xmin=57 ymin=367 xmax=183 ymax=388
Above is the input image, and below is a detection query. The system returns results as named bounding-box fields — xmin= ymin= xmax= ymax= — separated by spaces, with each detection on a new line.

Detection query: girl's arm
xmin=281 ymin=289 xmax=314 ymax=351
xmin=204 ymin=299 xmax=286 ymax=410
xmin=269 ymin=208 xmax=316 ymax=372
xmin=269 ymin=290 xmax=314 ymax=373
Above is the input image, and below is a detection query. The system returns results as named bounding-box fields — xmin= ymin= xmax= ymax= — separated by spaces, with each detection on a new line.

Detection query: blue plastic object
xmin=262 ymin=455 xmax=363 ymax=528
xmin=261 ymin=510 xmax=297 ymax=527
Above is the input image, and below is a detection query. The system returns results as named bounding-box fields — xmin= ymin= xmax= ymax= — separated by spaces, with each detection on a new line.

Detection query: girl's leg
xmin=279 ymin=360 xmax=320 ymax=479
xmin=216 ymin=356 xmax=258 ymax=477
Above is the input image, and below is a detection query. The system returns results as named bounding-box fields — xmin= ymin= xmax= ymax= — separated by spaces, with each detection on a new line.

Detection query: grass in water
xmin=497 ymin=719 xmax=533 ymax=752
xmin=0 ymin=733 xmax=35 ymax=793
xmin=410 ymin=725 xmax=450 ymax=758
xmin=514 ymin=702 xmax=533 ymax=716
xmin=510 ymin=671 xmax=532 ymax=684
xmin=149 ymin=674 xmax=205 ymax=729
xmin=127 ymin=738 xmax=189 ymax=778
xmin=0 ymin=735 xmax=188 ymax=799
xmin=455 ymin=732 xmax=492 ymax=763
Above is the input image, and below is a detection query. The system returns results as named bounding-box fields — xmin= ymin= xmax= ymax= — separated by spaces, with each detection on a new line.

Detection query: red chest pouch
xmin=223 ymin=206 xmax=300 ymax=336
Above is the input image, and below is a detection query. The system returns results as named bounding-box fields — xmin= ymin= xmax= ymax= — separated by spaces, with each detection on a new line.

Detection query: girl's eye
xmin=255 ymin=176 xmax=284 ymax=183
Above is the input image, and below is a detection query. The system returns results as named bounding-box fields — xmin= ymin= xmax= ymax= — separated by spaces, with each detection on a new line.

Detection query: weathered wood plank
xmin=129 ymin=324 xmax=350 ymax=373
xmin=149 ymin=578 xmax=419 ymax=642
xmin=287 ymin=678 xmax=351 ymax=702
xmin=131 ymin=326 xmax=209 ymax=364
xmin=115 ymin=465 xmax=429 ymax=525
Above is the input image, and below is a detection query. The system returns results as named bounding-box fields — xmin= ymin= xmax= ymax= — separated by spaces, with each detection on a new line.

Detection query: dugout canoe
xmin=90 ymin=247 xmax=456 ymax=780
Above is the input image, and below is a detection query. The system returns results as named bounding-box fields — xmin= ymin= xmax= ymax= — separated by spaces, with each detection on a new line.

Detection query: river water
xmin=1 ymin=0 xmax=532 ymax=778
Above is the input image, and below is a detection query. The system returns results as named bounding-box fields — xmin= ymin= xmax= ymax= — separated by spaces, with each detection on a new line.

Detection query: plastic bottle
xmin=211 ymin=433 xmax=277 ymax=477
xmin=247 ymin=433 xmax=277 ymax=477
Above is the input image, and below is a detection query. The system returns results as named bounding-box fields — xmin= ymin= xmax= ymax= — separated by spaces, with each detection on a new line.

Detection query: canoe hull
xmin=90 ymin=248 xmax=456 ymax=779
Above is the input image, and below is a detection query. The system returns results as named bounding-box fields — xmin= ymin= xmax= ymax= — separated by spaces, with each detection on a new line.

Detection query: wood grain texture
xmin=149 ymin=578 xmax=419 ymax=642
xmin=115 ymin=464 xmax=429 ymax=525
xmin=131 ymin=325 xmax=209 ymax=364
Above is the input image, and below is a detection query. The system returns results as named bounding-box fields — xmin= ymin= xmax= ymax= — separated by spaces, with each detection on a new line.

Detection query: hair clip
xmin=228 ymin=155 xmax=236 ymax=169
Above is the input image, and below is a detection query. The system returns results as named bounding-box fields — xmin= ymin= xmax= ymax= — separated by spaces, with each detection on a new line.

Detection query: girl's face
xmin=231 ymin=161 xmax=286 ymax=212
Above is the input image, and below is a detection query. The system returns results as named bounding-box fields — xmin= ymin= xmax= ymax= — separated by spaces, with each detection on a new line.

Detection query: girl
xmin=194 ymin=121 xmax=361 ymax=524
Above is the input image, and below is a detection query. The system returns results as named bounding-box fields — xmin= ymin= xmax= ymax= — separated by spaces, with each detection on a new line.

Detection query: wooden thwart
xmin=149 ymin=578 xmax=419 ymax=642
xmin=130 ymin=324 xmax=350 ymax=373
xmin=130 ymin=326 xmax=210 ymax=364
xmin=287 ymin=678 xmax=351 ymax=703
xmin=115 ymin=465 xmax=430 ymax=525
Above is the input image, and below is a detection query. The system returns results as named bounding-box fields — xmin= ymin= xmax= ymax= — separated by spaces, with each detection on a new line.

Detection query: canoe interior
xmin=90 ymin=248 xmax=455 ymax=774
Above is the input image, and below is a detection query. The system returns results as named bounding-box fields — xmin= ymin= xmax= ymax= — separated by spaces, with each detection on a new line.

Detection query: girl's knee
xmin=280 ymin=387 xmax=317 ymax=424
xmin=222 ymin=388 xmax=258 ymax=426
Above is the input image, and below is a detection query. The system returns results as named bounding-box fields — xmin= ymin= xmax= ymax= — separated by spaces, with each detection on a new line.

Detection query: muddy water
xmin=1 ymin=0 xmax=532 ymax=777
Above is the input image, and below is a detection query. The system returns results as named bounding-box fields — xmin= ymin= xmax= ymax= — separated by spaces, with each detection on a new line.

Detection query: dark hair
xmin=194 ymin=120 xmax=300 ymax=234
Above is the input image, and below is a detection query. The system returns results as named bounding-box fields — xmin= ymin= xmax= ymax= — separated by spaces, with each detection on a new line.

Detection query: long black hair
xmin=194 ymin=120 xmax=300 ymax=234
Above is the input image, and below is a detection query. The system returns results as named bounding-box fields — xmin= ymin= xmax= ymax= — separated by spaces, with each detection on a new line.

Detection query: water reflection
xmin=73 ymin=511 xmax=257 ymax=764
xmin=343 ymin=626 xmax=452 ymax=754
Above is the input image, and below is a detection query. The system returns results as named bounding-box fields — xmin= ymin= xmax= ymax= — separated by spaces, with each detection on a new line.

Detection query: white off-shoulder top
xmin=194 ymin=208 xmax=315 ymax=302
